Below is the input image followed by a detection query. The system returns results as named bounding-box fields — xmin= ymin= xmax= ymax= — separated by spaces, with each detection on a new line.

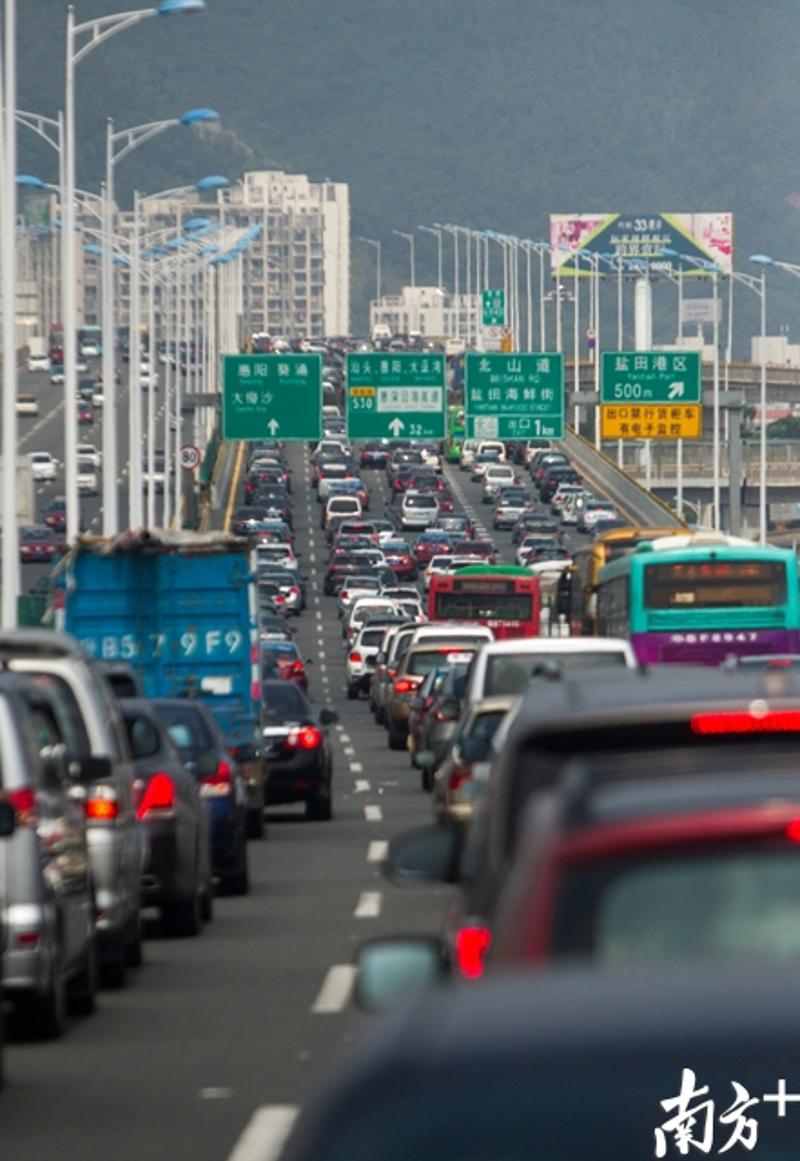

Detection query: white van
xmin=464 ymin=637 xmax=637 ymax=703
xmin=477 ymin=440 xmax=506 ymax=463
xmin=324 ymin=495 xmax=362 ymax=527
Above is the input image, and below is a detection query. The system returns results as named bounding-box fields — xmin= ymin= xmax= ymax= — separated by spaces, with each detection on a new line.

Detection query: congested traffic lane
xmin=1 ymin=439 xmax=444 ymax=1161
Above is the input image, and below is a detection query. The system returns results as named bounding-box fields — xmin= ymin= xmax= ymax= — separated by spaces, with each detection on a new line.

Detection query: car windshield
xmin=261 ymin=682 xmax=308 ymax=721
xmin=484 ymin=651 xmax=628 ymax=696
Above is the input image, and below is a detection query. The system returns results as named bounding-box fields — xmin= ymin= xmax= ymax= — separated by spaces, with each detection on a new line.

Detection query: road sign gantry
xmin=345 ymin=352 xmax=446 ymax=440
xmin=221 ymin=354 xmax=322 ymax=441
xmin=464 ymin=352 xmax=565 ymax=440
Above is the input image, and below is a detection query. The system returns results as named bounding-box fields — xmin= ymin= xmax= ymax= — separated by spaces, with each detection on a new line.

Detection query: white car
xmin=91 ymin=387 xmax=105 ymax=407
xmin=16 ymin=393 xmax=39 ymax=416
xmin=578 ymin=499 xmax=620 ymax=533
xmin=255 ymin=542 xmax=298 ymax=571
xmin=516 ymin=534 xmax=560 ymax=567
xmin=30 ymin=451 xmax=57 ymax=482
xmin=77 ymin=459 xmax=99 ymax=495
xmin=140 ymin=370 xmax=159 ymax=389
xmin=337 ymin=575 xmax=383 ymax=619
xmin=343 ymin=597 xmax=400 ymax=644
xmin=420 ymin=445 xmax=443 ymax=473
xmin=400 ymin=491 xmax=439 ymax=531
xmin=80 ymin=342 xmax=100 ymax=359
xmin=27 ymin=353 xmax=51 ymax=373
xmin=424 ymin=553 xmax=484 ymax=590
xmin=77 ymin=443 xmax=102 ymax=470
xmin=459 ymin=439 xmax=479 ymax=471
xmin=464 ymin=637 xmax=638 ymax=702
xmin=482 ymin=465 xmax=518 ymax=502
xmin=346 ymin=624 xmax=389 ymax=699
xmin=50 ymin=369 xmax=65 ymax=385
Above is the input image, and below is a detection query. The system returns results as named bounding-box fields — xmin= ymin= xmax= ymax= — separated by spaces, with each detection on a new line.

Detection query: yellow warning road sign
xmin=600 ymin=403 xmax=702 ymax=440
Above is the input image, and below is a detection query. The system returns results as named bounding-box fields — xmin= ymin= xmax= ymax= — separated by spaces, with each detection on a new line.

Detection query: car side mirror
xmin=355 ymin=937 xmax=446 ymax=1014
xmin=0 ymin=800 xmax=15 ymax=837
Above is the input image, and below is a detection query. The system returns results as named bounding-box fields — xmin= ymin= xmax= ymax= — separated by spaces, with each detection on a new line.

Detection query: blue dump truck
xmin=54 ymin=531 xmax=266 ymax=836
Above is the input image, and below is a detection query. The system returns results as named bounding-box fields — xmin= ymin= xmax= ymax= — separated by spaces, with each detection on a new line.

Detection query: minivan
xmin=400 ymin=491 xmax=439 ymax=530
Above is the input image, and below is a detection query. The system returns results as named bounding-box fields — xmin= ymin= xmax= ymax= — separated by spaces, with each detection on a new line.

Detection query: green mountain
xmin=16 ymin=0 xmax=800 ymax=338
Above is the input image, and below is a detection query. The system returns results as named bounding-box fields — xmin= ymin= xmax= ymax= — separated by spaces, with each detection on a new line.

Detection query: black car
xmin=359 ymin=441 xmax=390 ymax=469
xmin=231 ymin=505 xmax=271 ymax=535
xmin=260 ymin=680 xmax=337 ymax=820
xmin=148 ymin=699 xmax=250 ymax=896
xmin=120 ymin=699 xmax=213 ymax=936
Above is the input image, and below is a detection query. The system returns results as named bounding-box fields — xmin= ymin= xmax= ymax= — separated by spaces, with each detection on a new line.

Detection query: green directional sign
xmin=464 ymin=352 xmax=565 ymax=440
xmin=221 ymin=354 xmax=322 ymax=441
xmin=482 ymin=288 xmax=506 ymax=327
xmin=346 ymin=352 xmax=446 ymax=440
xmin=601 ymin=350 xmax=702 ymax=404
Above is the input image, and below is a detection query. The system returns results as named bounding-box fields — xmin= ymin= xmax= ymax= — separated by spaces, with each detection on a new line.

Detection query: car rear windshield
xmin=484 ymin=650 xmax=628 ymax=696
xmin=552 ymin=846 xmax=800 ymax=964
xmin=360 ymin=629 xmax=387 ymax=648
xmin=407 ymin=649 xmax=475 ymax=677
xmin=405 ymin=495 xmax=437 ymax=508
xmin=261 ymin=683 xmax=309 ymax=721
xmin=151 ymin=703 xmax=214 ymax=755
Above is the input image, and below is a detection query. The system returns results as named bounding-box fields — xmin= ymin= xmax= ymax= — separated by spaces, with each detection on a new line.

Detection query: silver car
xmin=0 ymin=672 xmax=99 ymax=1037
xmin=0 ymin=631 xmax=144 ymax=988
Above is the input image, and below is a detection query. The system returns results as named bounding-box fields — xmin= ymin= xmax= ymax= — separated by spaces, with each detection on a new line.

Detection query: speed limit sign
xmin=180 ymin=444 xmax=201 ymax=471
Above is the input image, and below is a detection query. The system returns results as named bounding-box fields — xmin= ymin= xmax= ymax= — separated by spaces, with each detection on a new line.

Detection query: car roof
xmin=476 ymin=636 xmax=630 ymax=658
xmin=281 ymin=964 xmax=800 ymax=1161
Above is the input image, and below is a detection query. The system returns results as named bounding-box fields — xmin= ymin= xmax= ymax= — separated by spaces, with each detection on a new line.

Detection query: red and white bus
xmin=428 ymin=566 xmax=541 ymax=640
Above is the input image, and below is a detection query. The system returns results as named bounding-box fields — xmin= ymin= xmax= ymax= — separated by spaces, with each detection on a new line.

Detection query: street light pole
xmin=1 ymin=0 xmax=20 ymax=625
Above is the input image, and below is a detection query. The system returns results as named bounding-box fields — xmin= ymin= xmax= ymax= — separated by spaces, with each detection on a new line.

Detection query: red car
xmin=412 ymin=532 xmax=454 ymax=565
xmin=43 ymin=495 xmax=67 ymax=533
xmin=452 ymin=539 xmax=497 ymax=563
xmin=19 ymin=524 xmax=59 ymax=563
xmin=260 ymin=641 xmax=310 ymax=691
xmin=77 ymin=402 xmax=93 ymax=425
xmin=381 ymin=539 xmax=418 ymax=580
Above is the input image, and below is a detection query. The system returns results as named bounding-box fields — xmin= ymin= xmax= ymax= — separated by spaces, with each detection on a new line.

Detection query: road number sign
xmin=221 ymin=354 xmax=322 ymax=441
xmin=180 ymin=444 xmax=201 ymax=471
xmin=601 ymin=351 xmax=702 ymax=405
xmin=346 ymin=353 xmax=446 ymax=440
xmin=464 ymin=353 xmax=565 ymax=439
xmin=482 ymin=289 xmax=506 ymax=327
xmin=600 ymin=404 xmax=702 ymax=440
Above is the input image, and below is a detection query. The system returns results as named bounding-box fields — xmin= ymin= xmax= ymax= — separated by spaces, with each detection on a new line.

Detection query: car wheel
xmin=125 ymin=911 xmax=144 ymax=969
xmin=17 ymin=963 xmax=68 ymax=1040
xmin=306 ymin=784 xmax=333 ymax=821
xmin=246 ymin=807 xmax=265 ymax=840
xmin=421 ymin=765 xmax=433 ymax=793
xmin=388 ymin=724 xmax=406 ymax=751
xmin=100 ymin=937 xmax=127 ymax=989
xmin=163 ymin=888 xmax=202 ymax=937
xmin=67 ymin=936 xmax=98 ymax=1016
xmin=346 ymin=683 xmax=359 ymax=700
xmin=220 ymin=841 xmax=250 ymax=897
xmin=200 ymin=882 xmax=214 ymax=923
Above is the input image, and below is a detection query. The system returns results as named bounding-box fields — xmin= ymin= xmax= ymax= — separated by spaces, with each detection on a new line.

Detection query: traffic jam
xmin=6 ymin=367 xmax=800 ymax=1159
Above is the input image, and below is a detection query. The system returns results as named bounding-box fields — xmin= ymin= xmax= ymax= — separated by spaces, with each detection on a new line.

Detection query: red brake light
xmin=290 ymin=660 xmax=306 ymax=675
xmin=455 ymin=925 xmax=492 ymax=980
xmin=690 ymin=710 xmax=800 ymax=736
xmin=350 ymin=651 xmax=362 ymax=663
xmin=8 ymin=787 xmax=37 ymax=827
xmin=286 ymin=726 xmax=322 ymax=749
xmin=394 ymin=678 xmax=419 ymax=694
xmin=786 ymin=819 xmax=800 ymax=843
xmin=136 ymin=772 xmax=176 ymax=819
xmin=85 ymin=789 xmax=119 ymax=821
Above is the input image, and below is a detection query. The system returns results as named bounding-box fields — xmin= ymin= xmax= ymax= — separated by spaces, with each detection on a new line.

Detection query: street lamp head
xmin=660 ymin=247 xmax=679 ymax=257
xmin=198 ymin=244 xmax=220 ymax=255
xmin=750 ymin=254 xmax=774 ymax=265
xmin=157 ymin=0 xmax=206 ymax=14
xmin=183 ymin=217 xmax=212 ymax=230
xmin=195 ymin=175 xmax=229 ymax=191
xmin=179 ymin=108 xmax=219 ymax=126
xmin=83 ymin=243 xmax=103 ymax=255
xmin=16 ymin=174 xmax=47 ymax=189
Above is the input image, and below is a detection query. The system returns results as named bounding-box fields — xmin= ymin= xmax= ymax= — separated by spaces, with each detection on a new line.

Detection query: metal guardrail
xmin=561 ymin=428 xmax=687 ymax=530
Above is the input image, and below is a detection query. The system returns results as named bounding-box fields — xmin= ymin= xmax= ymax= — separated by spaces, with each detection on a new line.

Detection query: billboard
xmin=549 ymin=213 xmax=733 ymax=276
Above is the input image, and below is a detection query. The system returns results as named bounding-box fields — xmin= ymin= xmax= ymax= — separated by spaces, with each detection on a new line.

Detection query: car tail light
xmin=8 ymin=787 xmax=37 ymax=828
xmin=350 ymin=651 xmax=362 ymax=663
xmin=199 ymin=761 xmax=232 ymax=798
xmin=786 ymin=819 xmax=800 ymax=842
xmin=286 ymin=726 xmax=323 ymax=750
xmin=455 ymin=924 xmax=492 ymax=980
xmin=434 ymin=705 xmax=460 ymax=723
xmin=85 ymin=786 xmax=120 ymax=821
xmin=289 ymin=586 xmax=300 ymax=597
xmin=394 ymin=677 xmax=421 ymax=694
xmin=136 ymin=772 xmax=176 ymax=818
xmin=448 ymin=762 xmax=473 ymax=792
xmin=691 ymin=710 xmax=800 ymax=736
xmin=290 ymin=660 xmax=306 ymax=676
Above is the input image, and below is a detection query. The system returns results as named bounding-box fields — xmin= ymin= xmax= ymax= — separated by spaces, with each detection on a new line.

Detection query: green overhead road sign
xmin=601 ymin=351 xmax=702 ymax=404
xmin=221 ymin=354 xmax=322 ymax=441
xmin=464 ymin=353 xmax=565 ymax=440
xmin=482 ymin=289 xmax=506 ymax=327
xmin=346 ymin=352 xmax=446 ymax=440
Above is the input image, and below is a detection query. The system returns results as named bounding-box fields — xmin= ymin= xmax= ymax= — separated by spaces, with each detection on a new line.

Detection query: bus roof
xmin=452 ymin=564 xmax=534 ymax=579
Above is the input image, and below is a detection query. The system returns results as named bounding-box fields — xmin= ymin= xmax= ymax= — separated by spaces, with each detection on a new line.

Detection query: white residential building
xmin=370 ymin=286 xmax=480 ymax=341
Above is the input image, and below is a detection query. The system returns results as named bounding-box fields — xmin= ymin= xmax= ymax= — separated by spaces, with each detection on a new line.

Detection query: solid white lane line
xmin=226 ymin=1105 xmax=299 ymax=1161
xmin=354 ymin=779 xmax=370 ymax=792
xmin=354 ymin=891 xmax=382 ymax=919
xmin=364 ymin=804 xmax=383 ymax=822
xmin=311 ymin=964 xmax=357 ymax=1014
xmin=368 ymin=840 xmax=389 ymax=862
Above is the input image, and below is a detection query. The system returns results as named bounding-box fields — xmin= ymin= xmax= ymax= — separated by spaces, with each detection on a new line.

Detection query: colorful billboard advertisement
xmin=549 ymin=213 xmax=733 ymax=276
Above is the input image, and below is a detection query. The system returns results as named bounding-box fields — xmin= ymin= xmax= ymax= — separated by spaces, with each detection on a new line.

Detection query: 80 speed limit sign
xmin=180 ymin=444 xmax=201 ymax=471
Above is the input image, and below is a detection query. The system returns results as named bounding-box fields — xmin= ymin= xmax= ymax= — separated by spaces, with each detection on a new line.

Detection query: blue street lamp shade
xmin=179 ymin=108 xmax=219 ymax=126
xmin=198 ymin=244 xmax=220 ymax=255
xmin=661 ymin=247 xmax=679 ymax=257
xmin=16 ymin=174 xmax=46 ymax=188
xmin=195 ymin=175 xmax=229 ymax=191
xmin=166 ymin=237 xmax=185 ymax=249
xmin=157 ymin=0 xmax=206 ymax=14
xmin=113 ymin=256 xmax=130 ymax=267
xmin=84 ymin=243 xmax=103 ymax=255
xmin=750 ymin=254 xmax=774 ymax=265
xmin=184 ymin=217 xmax=212 ymax=231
